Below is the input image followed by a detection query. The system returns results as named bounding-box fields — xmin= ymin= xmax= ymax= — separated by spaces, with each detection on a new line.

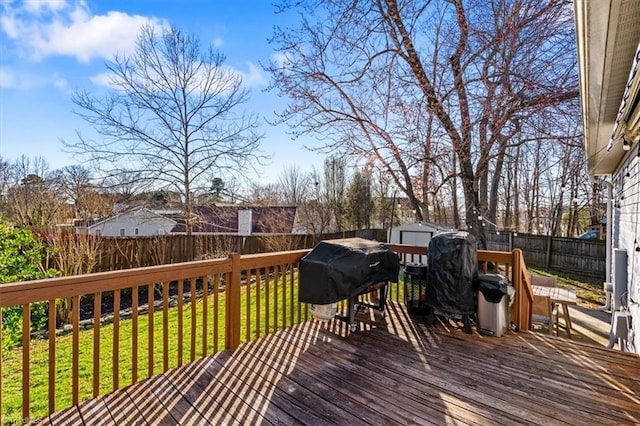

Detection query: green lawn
xmin=529 ymin=268 xmax=605 ymax=308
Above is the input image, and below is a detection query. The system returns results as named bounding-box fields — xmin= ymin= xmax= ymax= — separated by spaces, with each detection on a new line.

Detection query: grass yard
xmin=529 ymin=268 xmax=605 ymax=308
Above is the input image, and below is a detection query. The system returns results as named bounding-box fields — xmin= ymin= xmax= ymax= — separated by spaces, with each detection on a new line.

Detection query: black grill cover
xmin=426 ymin=231 xmax=478 ymax=314
xmin=299 ymin=238 xmax=400 ymax=304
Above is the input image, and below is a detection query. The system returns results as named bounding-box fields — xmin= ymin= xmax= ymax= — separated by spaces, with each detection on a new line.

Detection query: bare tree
xmin=247 ymin=182 xmax=284 ymax=205
xmin=66 ymin=25 xmax=266 ymax=234
xmin=324 ymin=156 xmax=347 ymax=232
xmin=267 ymin=0 xmax=578 ymax=247
xmin=0 ymin=158 xmax=10 ymax=212
xmin=297 ymin=170 xmax=333 ymax=238
xmin=345 ymin=168 xmax=373 ymax=229
xmin=50 ymin=165 xmax=112 ymax=225
xmin=100 ymin=170 xmax=146 ymax=206
xmin=278 ymin=165 xmax=312 ymax=205
xmin=5 ymin=156 xmax=68 ymax=229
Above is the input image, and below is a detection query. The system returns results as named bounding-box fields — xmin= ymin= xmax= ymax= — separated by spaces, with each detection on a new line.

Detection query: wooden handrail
xmin=0 ymin=258 xmax=233 ymax=307
xmin=0 ymin=242 xmax=531 ymax=422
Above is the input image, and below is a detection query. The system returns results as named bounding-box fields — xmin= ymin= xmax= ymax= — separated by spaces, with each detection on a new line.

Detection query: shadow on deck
xmin=45 ymin=302 xmax=640 ymax=425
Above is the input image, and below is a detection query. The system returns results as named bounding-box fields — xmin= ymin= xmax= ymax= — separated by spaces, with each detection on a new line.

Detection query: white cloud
xmin=89 ymin=71 xmax=117 ymax=88
xmin=90 ymin=62 xmax=268 ymax=91
xmin=212 ymin=36 xmax=223 ymax=48
xmin=53 ymin=76 xmax=68 ymax=89
xmin=271 ymin=52 xmax=291 ymax=68
xmin=0 ymin=65 xmax=70 ymax=90
xmin=23 ymin=0 xmax=68 ymax=15
xmin=0 ymin=0 xmax=167 ymax=63
xmin=240 ymin=62 xmax=267 ymax=87
xmin=0 ymin=65 xmax=40 ymax=89
xmin=0 ymin=66 xmax=17 ymax=88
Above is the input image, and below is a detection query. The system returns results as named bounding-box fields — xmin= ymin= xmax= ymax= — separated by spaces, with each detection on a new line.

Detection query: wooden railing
xmin=0 ymin=244 xmax=532 ymax=422
xmin=476 ymin=248 xmax=534 ymax=331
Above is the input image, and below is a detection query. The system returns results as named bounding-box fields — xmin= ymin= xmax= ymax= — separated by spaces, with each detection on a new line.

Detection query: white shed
xmin=88 ymin=207 xmax=177 ymax=237
xmin=388 ymin=221 xmax=454 ymax=246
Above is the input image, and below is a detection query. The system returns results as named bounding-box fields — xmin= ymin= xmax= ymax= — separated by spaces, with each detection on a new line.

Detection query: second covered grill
xmin=425 ymin=231 xmax=478 ymax=333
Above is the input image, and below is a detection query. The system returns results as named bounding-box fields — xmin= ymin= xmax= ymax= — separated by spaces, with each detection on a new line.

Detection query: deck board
xmin=76 ymin=397 xmax=116 ymax=425
xmin=42 ymin=302 xmax=640 ymax=425
xmin=99 ymin=386 xmax=148 ymax=426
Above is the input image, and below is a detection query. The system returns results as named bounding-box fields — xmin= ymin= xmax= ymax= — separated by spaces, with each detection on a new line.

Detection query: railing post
xmin=512 ymin=248 xmax=526 ymax=331
xmin=511 ymin=249 xmax=521 ymax=329
xmin=225 ymin=252 xmax=242 ymax=350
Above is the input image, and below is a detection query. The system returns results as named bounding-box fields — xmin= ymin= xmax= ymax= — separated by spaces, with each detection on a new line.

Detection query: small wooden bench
xmin=531 ymin=275 xmax=556 ymax=334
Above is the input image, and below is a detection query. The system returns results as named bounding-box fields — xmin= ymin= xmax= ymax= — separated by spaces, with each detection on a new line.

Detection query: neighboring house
xmin=170 ymin=205 xmax=299 ymax=234
xmin=575 ymin=0 xmax=640 ymax=353
xmin=88 ymin=207 xmax=177 ymax=237
xmin=73 ymin=217 xmax=104 ymax=235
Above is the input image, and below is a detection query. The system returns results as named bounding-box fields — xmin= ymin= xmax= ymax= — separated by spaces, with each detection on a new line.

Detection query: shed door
xmin=399 ymin=231 xmax=431 ymax=264
xmin=400 ymin=230 xmax=433 ymax=246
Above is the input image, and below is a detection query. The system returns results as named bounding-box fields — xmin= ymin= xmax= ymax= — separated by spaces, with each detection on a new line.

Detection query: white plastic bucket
xmin=310 ymin=303 xmax=337 ymax=322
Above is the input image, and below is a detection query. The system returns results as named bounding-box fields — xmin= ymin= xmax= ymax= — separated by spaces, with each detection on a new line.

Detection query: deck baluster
xmin=132 ymin=286 xmax=138 ymax=384
xmin=190 ymin=276 xmax=196 ymax=361
xmin=48 ymin=299 xmax=56 ymax=414
xmin=22 ymin=303 xmax=30 ymax=419
xmin=93 ymin=292 xmax=101 ymax=398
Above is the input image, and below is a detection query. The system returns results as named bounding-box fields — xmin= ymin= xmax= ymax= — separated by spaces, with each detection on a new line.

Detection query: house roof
xmin=88 ymin=207 xmax=177 ymax=229
xmin=574 ymin=0 xmax=640 ymax=175
xmin=171 ymin=205 xmax=297 ymax=234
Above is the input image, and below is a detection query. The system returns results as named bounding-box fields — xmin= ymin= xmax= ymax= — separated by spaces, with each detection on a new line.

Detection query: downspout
xmin=604 ymin=179 xmax=613 ymax=283
xmin=597 ymin=178 xmax=613 ymax=311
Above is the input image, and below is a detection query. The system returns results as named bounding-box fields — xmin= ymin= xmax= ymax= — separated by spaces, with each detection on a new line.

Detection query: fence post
xmin=225 ymin=252 xmax=242 ymax=350
xmin=545 ymin=234 xmax=552 ymax=268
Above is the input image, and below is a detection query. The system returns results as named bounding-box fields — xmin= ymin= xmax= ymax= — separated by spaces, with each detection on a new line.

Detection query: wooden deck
xmin=43 ymin=302 xmax=640 ymax=425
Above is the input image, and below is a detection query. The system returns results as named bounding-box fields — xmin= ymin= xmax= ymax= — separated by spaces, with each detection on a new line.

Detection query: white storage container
xmin=477 ymin=274 xmax=515 ymax=337
xmin=477 ymin=292 xmax=510 ymax=336
xmin=310 ymin=303 xmax=337 ymax=322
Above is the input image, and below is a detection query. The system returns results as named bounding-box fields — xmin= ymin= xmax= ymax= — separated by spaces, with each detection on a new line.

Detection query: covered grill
xmin=299 ymin=238 xmax=400 ymax=331
xmin=425 ymin=231 xmax=478 ymax=333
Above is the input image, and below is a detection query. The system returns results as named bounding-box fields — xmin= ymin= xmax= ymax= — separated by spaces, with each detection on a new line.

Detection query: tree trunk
xmin=487 ymin=138 xmax=509 ymax=232
xmin=451 ymin=155 xmax=460 ymax=228
xmin=513 ymin=145 xmax=520 ymax=232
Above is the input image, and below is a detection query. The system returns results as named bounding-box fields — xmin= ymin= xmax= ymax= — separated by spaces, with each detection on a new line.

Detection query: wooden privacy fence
xmin=0 ymin=244 xmax=531 ymax=422
xmin=486 ymin=232 xmax=605 ymax=280
xmin=48 ymin=230 xmax=387 ymax=273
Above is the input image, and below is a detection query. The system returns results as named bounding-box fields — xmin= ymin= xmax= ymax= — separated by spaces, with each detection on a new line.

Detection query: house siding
xmin=612 ymin=146 xmax=640 ymax=353
xmin=89 ymin=209 xmax=176 ymax=237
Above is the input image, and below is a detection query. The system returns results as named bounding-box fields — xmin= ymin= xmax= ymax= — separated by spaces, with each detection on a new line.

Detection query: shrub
xmin=0 ymin=221 xmax=58 ymax=351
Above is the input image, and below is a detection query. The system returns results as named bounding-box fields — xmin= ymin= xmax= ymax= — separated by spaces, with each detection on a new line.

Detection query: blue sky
xmin=0 ymin=0 xmax=322 ymax=184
